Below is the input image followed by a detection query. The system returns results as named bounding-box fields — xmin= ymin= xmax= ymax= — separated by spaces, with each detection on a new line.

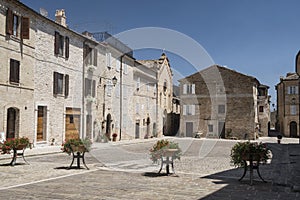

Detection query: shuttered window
xmin=183 ymin=84 xmax=195 ymax=94
xmin=54 ymin=31 xmax=68 ymax=57
xmin=53 ymin=72 xmax=68 ymax=97
xmin=85 ymin=78 xmax=92 ymax=97
xmin=9 ymin=59 xmax=20 ymax=83
xmin=84 ymin=45 xmax=97 ymax=66
xmin=6 ymin=9 xmax=30 ymax=39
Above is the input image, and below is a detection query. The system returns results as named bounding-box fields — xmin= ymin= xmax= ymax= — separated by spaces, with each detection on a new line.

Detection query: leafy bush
xmin=149 ymin=139 xmax=182 ymax=163
xmin=1 ymin=137 xmax=30 ymax=153
xmin=62 ymin=138 xmax=92 ymax=155
xmin=230 ymin=141 xmax=271 ymax=167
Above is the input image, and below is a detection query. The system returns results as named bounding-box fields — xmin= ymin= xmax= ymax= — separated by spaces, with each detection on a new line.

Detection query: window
xmin=290 ymin=105 xmax=297 ymax=115
xmin=218 ymin=105 xmax=225 ymax=114
xmin=183 ymin=84 xmax=195 ymax=94
xmin=287 ymin=86 xmax=298 ymax=95
xmin=84 ymin=45 xmax=97 ymax=66
xmin=136 ymin=77 xmax=140 ymax=91
xmin=13 ymin=14 xmax=18 ymax=36
xmin=208 ymin=125 xmax=213 ymax=132
xmin=106 ymin=53 xmax=111 ymax=68
xmin=259 ymin=106 xmax=264 ymax=112
xmin=136 ymin=103 xmax=139 ymax=114
xmin=183 ymin=105 xmax=195 ymax=115
xmin=123 ymin=62 xmax=128 ymax=74
xmin=85 ymin=78 xmax=96 ymax=97
xmin=9 ymin=59 xmax=20 ymax=84
xmin=6 ymin=8 xmax=30 ymax=39
xmin=55 ymin=32 xmax=69 ymax=58
xmin=116 ymin=59 xmax=120 ymax=71
xmin=53 ymin=72 xmax=69 ymax=97
xmin=163 ymin=81 xmax=167 ymax=93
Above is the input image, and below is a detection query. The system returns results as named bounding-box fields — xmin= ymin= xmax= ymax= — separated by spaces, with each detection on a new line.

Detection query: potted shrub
xmin=62 ymin=138 xmax=92 ymax=155
xmin=112 ymin=133 xmax=118 ymax=142
xmin=1 ymin=137 xmax=30 ymax=153
xmin=230 ymin=141 xmax=271 ymax=167
xmin=277 ymin=135 xmax=282 ymax=144
xmin=149 ymin=139 xmax=182 ymax=163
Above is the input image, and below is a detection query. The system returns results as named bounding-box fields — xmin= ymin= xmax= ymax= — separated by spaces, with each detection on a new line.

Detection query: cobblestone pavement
xmin=0 ymin=137 xmax=299 ymax=199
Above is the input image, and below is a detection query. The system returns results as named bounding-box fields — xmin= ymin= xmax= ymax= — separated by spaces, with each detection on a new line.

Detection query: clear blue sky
xmin=21 ymin=0 xmax=300 ymax=107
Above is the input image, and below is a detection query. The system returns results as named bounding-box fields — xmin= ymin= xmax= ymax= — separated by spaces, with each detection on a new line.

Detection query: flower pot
xmin=15 ymin=144 xmax=27 ymax=150
xmin=70 ymin=145 xmax=86 ymax=153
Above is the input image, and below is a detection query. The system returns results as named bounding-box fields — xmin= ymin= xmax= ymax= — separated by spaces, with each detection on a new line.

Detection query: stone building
xmin=0 ymin=0 xmax=35 ymax=141
xmin=276 ymin=52 xmax=300 ymax=138
xmin=179 ymin=65 xmax=270 ymax=139
xmin=138 ymin=53 xmax=175 ymax=137
xmin=34 ymin=9 xmax=86 ymax=145
xmin=0 ymin=0 xmax=177 ymax=144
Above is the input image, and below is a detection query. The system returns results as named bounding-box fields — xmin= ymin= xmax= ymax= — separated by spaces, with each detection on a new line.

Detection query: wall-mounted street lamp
xmin=112 ymin=76 xmax=118 ymax=86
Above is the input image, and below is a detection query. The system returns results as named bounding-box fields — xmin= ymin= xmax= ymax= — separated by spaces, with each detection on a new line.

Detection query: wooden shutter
xmin=183 ymin=84 xmax=187 ymax=94
xmin=6 ymin=8 xmax=13 ymax=35
xmin=65 ymin=36 xmax=69 ymax=59
xmin=183 ymin=105 xmax=187 ymax=115
xmin=65 ymin=74 xmax=69 ymax=97
xmin=15 ymin=60 xmax=20 ymax=83
xmin=92 ymin=80 xmax=96 ymax=97
xmin=53 ymin=72 xmax=58 ymax=95
xmin=93 ymin=49 xmax=97 ymax=66
xmin=9 ymin=59 xmax=15 ymax=82
xmin=21 ymin=17 xmax=30 ymax=39
xmin=192 ymin=84 xmax=195 ymax=94
xmin=54 ymin=32 xmax=60 ymax=55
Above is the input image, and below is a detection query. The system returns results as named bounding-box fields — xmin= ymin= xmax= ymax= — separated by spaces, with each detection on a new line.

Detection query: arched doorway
xmin=290 ymin=121 xmax=297 ymax=138
xmin=106 ymin=114 xmax=112 ymax=139
xmin=6 ymin=107 xmax=19 ymax=139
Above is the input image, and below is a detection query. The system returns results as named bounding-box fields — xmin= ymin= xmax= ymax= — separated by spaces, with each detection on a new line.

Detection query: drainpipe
xmin=82 ymin=41 xmax=87 ymax=139
xmin=119 ymin=55 xmax=123 ymax=141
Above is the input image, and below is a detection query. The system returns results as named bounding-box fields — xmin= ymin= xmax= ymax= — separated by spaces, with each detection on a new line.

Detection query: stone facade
xmin=276 ymin=72 xmax=300 ymax=137
xmin=0 ymin=0 xmax=176 ymax=145
xmin=0 ymin=0 xmax=35 ymax=141
xmin=179 ymin=65 xmax=270 ymax=140
xmin=138 ymin=53 xmax=175 ymax=137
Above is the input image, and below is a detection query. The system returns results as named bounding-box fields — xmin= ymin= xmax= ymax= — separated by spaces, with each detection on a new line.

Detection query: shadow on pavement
xmin=142 ymin=172 xmax=179 ymax=177
xmin=198 ymin=143 xmax=300 ymax=199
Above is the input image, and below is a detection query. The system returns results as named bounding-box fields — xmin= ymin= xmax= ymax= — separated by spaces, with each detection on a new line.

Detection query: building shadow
xmin=198 ymin=143 xmax=300 ymax=199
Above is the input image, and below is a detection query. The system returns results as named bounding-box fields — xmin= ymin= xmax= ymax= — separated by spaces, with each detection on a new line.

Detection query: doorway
xmin=135 ymin=121 xmax=140 ymax=139
xmin=6 ymin=107 xmax=19 ymax=139
xmin=37 ymin=106 xmax=47 ymax=141
xmin=218 ymin=121 xmax=225 ymax=138
xmin=186 ymin=122 xmax=193 ymax=137
xmin=106 ymin=114 xmax=112 ymax=139
xmin=290 ymin=121 xmax=297 ymax=138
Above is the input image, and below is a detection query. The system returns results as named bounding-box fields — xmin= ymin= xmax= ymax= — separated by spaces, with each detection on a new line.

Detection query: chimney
xmin=55 ymin=9 xmax=67 ymax=27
